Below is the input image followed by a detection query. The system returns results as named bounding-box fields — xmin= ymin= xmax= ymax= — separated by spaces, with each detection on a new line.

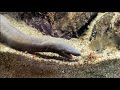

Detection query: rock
xmin=89 ymin=12 xmax=120 ymax=52
xmin=52 ymin=12 xmax=97 ymax=38
xmin=6 ymin=12 xmax=97 ymax=39
xmin=111 ymin=13 xmax=120 ymax=47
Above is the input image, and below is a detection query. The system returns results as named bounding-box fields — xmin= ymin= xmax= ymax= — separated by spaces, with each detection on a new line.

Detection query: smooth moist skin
xmin=0 ymin=14 xmax=81 ymax=59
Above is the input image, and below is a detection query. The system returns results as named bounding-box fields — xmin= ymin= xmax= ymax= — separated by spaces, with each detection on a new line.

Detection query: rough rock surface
xmin=6 ymin=12 xmax=97 ymax=39
xmin=51 ymin=12 xmax=97 ymax=38
xmin=89 ymin=12 xmax=120 ymax=52
xmin=0 ymin=12 xmax=120 ymax=78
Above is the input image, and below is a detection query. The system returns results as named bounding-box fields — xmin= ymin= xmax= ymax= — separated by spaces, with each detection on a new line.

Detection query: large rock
xmin=7 ymin=12 xmax=97 ymax=39
xmin=51 ymin=12 xmax=97 ymax=38
xmin=89 ymin=12 xmax=120 ymax=52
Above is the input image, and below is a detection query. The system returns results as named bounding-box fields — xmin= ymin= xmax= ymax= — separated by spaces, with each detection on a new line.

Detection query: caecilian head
xmin=53 ymin=42 xmax=81 ymax=58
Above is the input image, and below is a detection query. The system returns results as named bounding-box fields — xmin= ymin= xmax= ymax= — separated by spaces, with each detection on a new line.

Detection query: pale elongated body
xmin=0 ymin=14 xmax=80 ymax=58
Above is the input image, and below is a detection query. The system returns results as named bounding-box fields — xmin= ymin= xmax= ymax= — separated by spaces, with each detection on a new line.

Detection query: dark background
xmin=0 ymin=0 xmax=119 ymax=11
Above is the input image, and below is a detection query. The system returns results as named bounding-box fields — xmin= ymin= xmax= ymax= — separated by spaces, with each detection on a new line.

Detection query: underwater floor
xmin=0 ymin=13 xmax=120 ymax=78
